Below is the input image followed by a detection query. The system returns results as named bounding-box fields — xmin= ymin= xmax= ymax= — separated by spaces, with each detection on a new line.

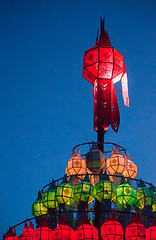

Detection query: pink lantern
xmin=146 ymin=218 xmax=156 ymax=240
xmin=4 ymin=228 xmax=18 ymax=240
xmin=32 ymin=219 xmax=53 ymax=240
xmin=75 ymin=215 xmax=99 ymax=240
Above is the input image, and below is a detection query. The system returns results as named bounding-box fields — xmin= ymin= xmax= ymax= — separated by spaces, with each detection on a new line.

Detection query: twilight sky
xmin=0 ymin=0 xmax=156 ymax=236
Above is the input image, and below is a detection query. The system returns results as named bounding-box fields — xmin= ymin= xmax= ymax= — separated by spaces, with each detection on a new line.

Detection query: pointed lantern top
xmin=96 ymin=17 xmax=111 ymax=46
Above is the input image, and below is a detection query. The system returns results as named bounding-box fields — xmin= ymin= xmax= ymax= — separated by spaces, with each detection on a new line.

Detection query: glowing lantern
xmin=42 ymin=179 xmax=59 ymax=209
xmin=85 ymin=142 xmax=105 ymax=172
xmin=32 ymin=221 xmax=53 ymax=240
xmin=146 ymin=218 xmax=156 ymax=240
xmin=32 ymin=191 xmax=48 ymax=217
xmin=4 ymin=228 xmax=18 ymax=240
xmin=53 ymin=217 xmax=76 ymax=240
xmin=83 ymin=18 xmax=129 ymax=133
xmin=123 ymin=153 xmax=138 ymax=179
xmin=56 ymin=174 xmax=74 ymax=206
xmin=95 ymin=171 xmax=117 ymax=202
xmin=18 ymin=222 xmax=34 ymax=240
xmin=66 ymin=149 xmax=86 ymax=176
xmin=106 ymin=147 xmax=126 ymax=175
xmin=125 ymin=215 xmax=146 ymax=240
xmin=75 ymin=215 xmax=98 ymax=240
xmin=115 ymin=176 xmax=137 ymax=206
xmin=101 ymin=213 xmax=124 ymax=240
xmin=136 ymin=180 xmax=154 ymax=209
xmin=73 ymin=173 xmax=96 ymax=204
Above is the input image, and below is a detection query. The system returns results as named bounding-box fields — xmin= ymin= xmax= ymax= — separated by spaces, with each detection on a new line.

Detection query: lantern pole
xmin=97 ymin=125 xmax=105 ymax=152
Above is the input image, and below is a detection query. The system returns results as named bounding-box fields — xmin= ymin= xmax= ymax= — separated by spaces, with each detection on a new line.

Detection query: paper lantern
xmin=42 ymin=179 xmax=59 ymax=209
xmin=4 ymin=228 xmax=18 ymax=240
xmin=136 ymin=181 xmax=154 ymax=209
xmin=106 ymin=147 xmax=126 ymax=175
xmin=75 ymin=215 xmax=98 ymax=240
xmin=125 ymin=223 xmax=146 ymax=240
xmin=115 ymin=177 xmax=137 ymax=206
xmin=18 ymin=222 xmax=34 ymax=240
xmin=146 ymin=226 xmax=156 ymax=240
xmin=123 ymin=154 xmax=137 ymax=179
xmin=53 ymin=217 xmax=75 ymax=240
xmin=95 ymin=171 xmax=117 ymax=202
xmin=83 ymin=18 xmax=129 ymax=133
xmin=85 ymin=143 xmax=105 ymax=172
xmin=32 ymin=191 xmax=48 ymax=217
xmin=56 ymin=175 xmax=74 ymax=206
xmin=66 ymin=149 xmax=86 ymax=176
xmin=32 ymin=226 xmax=53 ymax=240
xmin=101 ymin=219 xmax=124 ymax=240
xmin=73 ymin=173 xmax=96 ymax=204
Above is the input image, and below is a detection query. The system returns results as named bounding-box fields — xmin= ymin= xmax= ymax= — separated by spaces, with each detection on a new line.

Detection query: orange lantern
xmin=66 ymin=150 xmax=86 ymax=176
xmin=101 ymin=214 xmax=124 ymax=240
xmin=18 ymin=222 xmax=34 ymax=240
xmin=125 ymin=215 xmax=146 ymax=240
xmin=123 ymin=153 xmax=137 ymax=179
xmin=75 ymin=215 xmax=99 ymax=240
xmin=53 ymin=217 xmax=76 ymax=240
xmin=106 ymin=147 xmax=126 ymax=175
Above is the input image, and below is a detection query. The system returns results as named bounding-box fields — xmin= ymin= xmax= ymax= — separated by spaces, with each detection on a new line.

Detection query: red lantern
xmin=146 ymin=218 xmax=156 ymax=240
xmin=75 ymin=215 xmax=99 ymax=240
xmin=32 ymin=219 xmax=53 ymax=240
xmin=125 ymin=215 xmax=146 ymax=240
xmin=53 ymin=217 xmax=75 ymax=240
xmin=101 ymin=220 xmax=124 ymax=240
xmin=18 ymin=222 xmax=34 ymax=240
xmin=4 ymin=228 xmax=18 ymax=240
xmin=83 ymin=18 xmax=129 ymax=133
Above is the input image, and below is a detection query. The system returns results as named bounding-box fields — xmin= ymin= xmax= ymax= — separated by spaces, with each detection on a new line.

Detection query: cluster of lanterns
xmin=4 ymin=214 xmax=156 ymax=240
xmin=32 ymin=170 xmax=155 ymax=218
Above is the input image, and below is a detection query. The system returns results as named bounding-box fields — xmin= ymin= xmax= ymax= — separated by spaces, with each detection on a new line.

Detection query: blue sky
xmin=0 ymin=0 xmax=156 ymax=236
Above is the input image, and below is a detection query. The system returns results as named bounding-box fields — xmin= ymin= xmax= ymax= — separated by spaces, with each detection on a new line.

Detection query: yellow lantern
xmin=66 ymin=149 xmax=86 ymax=176
xmin=123 ymin=153 xmax=137 ymax=179
xmin=106 ymin=147 xmax=126 ymax=175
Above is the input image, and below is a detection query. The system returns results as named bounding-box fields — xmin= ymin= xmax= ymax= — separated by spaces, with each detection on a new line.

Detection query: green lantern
xmin=56 ymin=174 xmax=74 ymax=206
xmin=115 ymin=177 xmax=136 ymax=206
xmin=73 ymin=173 xmax=96 ymax=204
xmin=95 ymin=171 xmax=117 ymax=202
xmin=136 ymin=180 xmax=154 ymax=209
xmin=32 ymin=191 xmax=48 ymax=217
xmin=42 ymin=179 xmax=59 ymax=209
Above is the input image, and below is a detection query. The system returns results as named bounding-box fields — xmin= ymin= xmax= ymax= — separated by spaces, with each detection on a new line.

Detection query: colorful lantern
xmin=101 ymin=214 xmax=124 ymax=240
xmin=56 ymin=175 xmax=74 ymax=206
xmin=115 ymin=176 xmax=137 ymax=206
xmin=136 ymin=180 xmax=154 ymax=209
xmin=66 ymin=149 xmax=86 ymax=176
xmin=123 ymin=153 xmax=138 ymax=179
xmin=32 ymin=191 xmax=48 ymax=217
xmin=146 ymin=218 xmax=156 ymax=240
xmin=32 ymin=224 xmax=53 ymax=240
xmin=75 ymin=215 xmax=98 ymax=240
xmin=83 ymin=17 xmax=129 ymax=133
xmin=106 ymin=147 xmax=126 ymax=175
xmin=18 ymin=222 xmax=34 ymax=240
xmin=3 ymin=228 xmax=18 ymax=240
xmin=85 ymin=142 xmax=105 ymax=172
xmin=73 ymin=173 xmax=96 ymax=204
xmin=53 ymin=217 xmax=75 ymax=240
xmin=95 ymin=171 xmax=117 ymax=202
xmin=42 ymin=179 xmax=59 ymax=209
xmin=125 ymin=215 xmax=146 ymax=240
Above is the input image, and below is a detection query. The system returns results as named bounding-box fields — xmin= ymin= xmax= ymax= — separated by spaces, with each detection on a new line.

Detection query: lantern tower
xmin=3 ymin=17 xmax=156 ymax=240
